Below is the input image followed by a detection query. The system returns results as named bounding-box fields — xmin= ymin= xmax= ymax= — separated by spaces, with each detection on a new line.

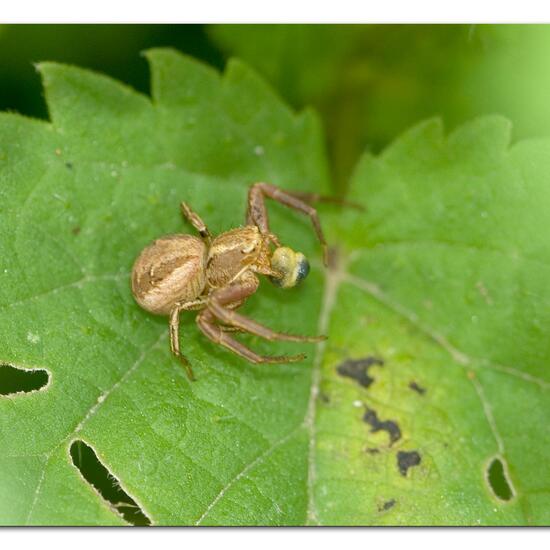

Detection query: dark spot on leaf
xmin=378 ymin=499 xmax=396 ymax=512
xmin=397 ymin=450 xmax=421 ymax=476
xmin=72 ymin=226 xmax=81 ymax=235
xmin=337 ymin=356 xmax=384 ymax=388
xmin=0 ymin=363 xmax=49 ymax=395
xmin=69 ymin=440 xmax=151 ymax=526
xmin=65 ymin=162 xmax=73 ymax=169
xmin=363 ymin=407 xmax=401 ymax=445
xmin=486 ymin=457 xmax=514 ymax=501
xmin=409 ymin=381 xmax=426 ymax=395
xmin=319 ymin=392 xmax=330 ymax=403
xmin=366 ymin=447 xmax=380 ymax=454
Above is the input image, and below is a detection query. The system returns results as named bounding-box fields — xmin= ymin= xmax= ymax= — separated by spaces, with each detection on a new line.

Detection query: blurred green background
xmin=2 ymin=24 xmax=550 ymax=189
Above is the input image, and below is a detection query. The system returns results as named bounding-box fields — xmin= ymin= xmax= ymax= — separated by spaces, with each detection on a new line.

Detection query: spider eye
xmin=295 ymin=257 xmax=310 ymax=283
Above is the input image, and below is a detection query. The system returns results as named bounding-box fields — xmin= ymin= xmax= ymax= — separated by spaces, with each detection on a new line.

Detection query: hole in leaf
xmin=486 ymin=456 xmax=515 ymax=502
xmin=0 ymin=363 xmax=49 ymax=395
xmin=69 ymin=440 xmax=151 ymax=526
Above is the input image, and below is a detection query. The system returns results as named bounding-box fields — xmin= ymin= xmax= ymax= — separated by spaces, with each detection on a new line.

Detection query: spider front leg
xmin=218 ymin=325 xmax=245 ymax=333
xmin=197 ymin=309 xmax=306 ymax=365
xmin=180 ymin=201 xmax=212 ymax=245
xmin=246 ymin=182 xmax=328 ymax=265
xmin=282 ymin=189 xmax=364 ymax=211
xmin=197 ymin=309 xmax=306 ymax=363
xmin=208 ymin=300 xmax=326 ymax=343
xmin=196 ymin=277 xmax=323 ymax=364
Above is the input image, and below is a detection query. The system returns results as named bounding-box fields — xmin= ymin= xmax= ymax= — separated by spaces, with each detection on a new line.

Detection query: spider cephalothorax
xmin=131 ymin=182 xmax=327 ymax=380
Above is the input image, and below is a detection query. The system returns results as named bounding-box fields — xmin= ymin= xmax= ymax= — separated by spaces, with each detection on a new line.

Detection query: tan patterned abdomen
xmin=131 ymin=234 xmax=207 ymax=315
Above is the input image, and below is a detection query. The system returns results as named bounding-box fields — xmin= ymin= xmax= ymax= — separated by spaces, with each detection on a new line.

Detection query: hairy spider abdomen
xmin=131 ymin=234 xmax=207 ymax=315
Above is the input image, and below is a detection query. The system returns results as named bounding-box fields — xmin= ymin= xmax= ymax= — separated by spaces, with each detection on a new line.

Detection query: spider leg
xmin=180 ymin=201 xmax=212 ymax=245
xmin=208 ymin=299 xmax=326 ymax=343
xmin=197 ymin=309 xmax=306 ymax=364
xmin=197 ymin=274 xmax=315 ymax=363
xmin=169 ymin=298 xmax=206 ymax=381
xmin=246 ymin=182 xmax=328 ymax=265
xmin=282 ymin=189 xmax=364 ymax=211
xmin=219 ymin=325 xmax=246 ymax=333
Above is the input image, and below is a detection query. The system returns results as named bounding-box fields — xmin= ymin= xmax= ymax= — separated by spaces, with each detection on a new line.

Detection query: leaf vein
xmin=194 ymin=425 xmax=304 ymax=525
xmin=342 ymin=272 xmax=550 ymax=390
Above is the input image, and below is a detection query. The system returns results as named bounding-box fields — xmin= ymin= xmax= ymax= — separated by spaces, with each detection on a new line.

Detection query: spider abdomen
xmin=131 ymin=234 xmax=207 ymax=315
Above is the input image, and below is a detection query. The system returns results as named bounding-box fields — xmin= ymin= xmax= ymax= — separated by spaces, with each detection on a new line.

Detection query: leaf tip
xmin=447 ymin=114 xmax=513 ymax=155
xmin=142 ymin=46 xmax=180 ymax=63
xmin=144 ymin=47 xmax=220 ymax=105
xmin=379 ymin=116 xmax=445 ymax=162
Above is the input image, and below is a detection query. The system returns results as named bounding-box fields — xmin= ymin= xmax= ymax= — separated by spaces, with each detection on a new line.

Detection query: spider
xmin=131 ymin=182 xmax=329 ymax=380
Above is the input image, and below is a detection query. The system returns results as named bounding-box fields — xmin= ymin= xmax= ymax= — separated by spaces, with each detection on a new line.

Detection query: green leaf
xmin=0 ymin=49 xmax=329 ymax=526
xmin=210 ymin=25 xmax=550 ymax=186
xmin=209 ymin=25 xmax=484 ymax=186
xmin=1 ymin=49 xmax=550 ymax=526
xmin=209 ymin=24 xmax=365 ymax=109
xmin=317 ymin=116 xmax=550 ymax=525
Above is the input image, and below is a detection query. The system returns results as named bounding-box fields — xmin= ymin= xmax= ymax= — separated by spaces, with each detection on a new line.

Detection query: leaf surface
xmin=211 ymin=25 xmax=550 ymax=184
xmin=316 ymin=116 xmax=550 ymax=525
xmin=0 ymin=49 xmax=329 ymax=525
xmin=1 ymin=50 xmax=549 ymax=526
